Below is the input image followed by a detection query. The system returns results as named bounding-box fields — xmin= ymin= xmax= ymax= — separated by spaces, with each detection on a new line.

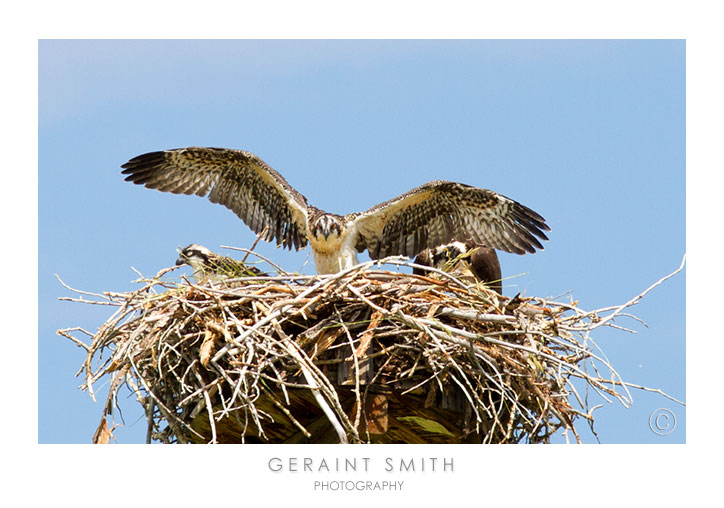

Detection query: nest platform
xmin=58 ymin=256 xmax=683 ymax=444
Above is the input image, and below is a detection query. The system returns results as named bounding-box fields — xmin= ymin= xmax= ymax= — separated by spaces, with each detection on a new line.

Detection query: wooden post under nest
xmin=189 ymin=386 xmax=486 ymax=444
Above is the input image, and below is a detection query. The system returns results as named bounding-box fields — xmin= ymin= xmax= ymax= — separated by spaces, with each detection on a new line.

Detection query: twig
xmin=57 ymin=249 xmax=684 ymax=444
xmin=589 ymin=254 xmax=685 ymax=331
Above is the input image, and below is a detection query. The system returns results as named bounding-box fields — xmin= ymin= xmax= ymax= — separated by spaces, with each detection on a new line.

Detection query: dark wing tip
xmin=514 ymin=200 xmax=550 ymax=229
xmin=121 ymin=151 xmax=165 ymax=184
xmin=121 ymin=150 xmax=167 ymax=170
xmin=510 ymin=200 xmax=551 ymax=251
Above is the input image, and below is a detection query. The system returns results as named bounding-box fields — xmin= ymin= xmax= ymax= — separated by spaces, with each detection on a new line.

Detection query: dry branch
xmin=57 ymin=254 xmax=685 ymax=444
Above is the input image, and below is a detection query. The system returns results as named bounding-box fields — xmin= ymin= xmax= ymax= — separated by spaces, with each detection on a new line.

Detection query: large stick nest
xmin=58 ymin=253 xmax=683 ymax=444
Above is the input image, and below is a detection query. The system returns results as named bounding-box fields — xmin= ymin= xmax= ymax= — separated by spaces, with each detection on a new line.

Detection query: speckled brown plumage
xmin=414 ymin=240 xmax=503 ymax=295
xmin=122 ymin=147 xmax=309 ymax=250
xmin=352 ymin=181 xmax=549 ymax=258
xmin=121 ymin=146 xmax=550 ymax=273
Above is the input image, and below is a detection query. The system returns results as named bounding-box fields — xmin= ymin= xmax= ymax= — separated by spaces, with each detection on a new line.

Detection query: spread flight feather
xmin=121 ymin=146 xmax=550 ymax=274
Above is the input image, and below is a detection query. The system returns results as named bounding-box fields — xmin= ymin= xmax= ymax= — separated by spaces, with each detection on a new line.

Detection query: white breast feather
xmin=310 ymin=222 xmax=360 ymax=274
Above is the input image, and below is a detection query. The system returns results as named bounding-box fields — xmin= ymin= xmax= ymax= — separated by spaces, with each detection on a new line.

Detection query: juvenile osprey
xmin=175 ymin=243 xmax=267 ymax=283
xmin=122 ymin=147 xmax=550 ymax=274
xmin=414 ymin=240 xmax=503 ymax=295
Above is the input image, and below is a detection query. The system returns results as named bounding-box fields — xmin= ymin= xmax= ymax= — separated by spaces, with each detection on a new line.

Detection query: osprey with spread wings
xmin=122 ymin=147 xmax=550 ymax=274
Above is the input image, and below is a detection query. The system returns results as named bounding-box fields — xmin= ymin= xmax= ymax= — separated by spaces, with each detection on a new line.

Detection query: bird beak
xmin=175 ymin=256 xmax=185 ymax=266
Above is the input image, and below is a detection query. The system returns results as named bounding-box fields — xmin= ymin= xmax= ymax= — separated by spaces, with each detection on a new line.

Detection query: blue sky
xmin=39 ymin=39 xmax=685 ymax=444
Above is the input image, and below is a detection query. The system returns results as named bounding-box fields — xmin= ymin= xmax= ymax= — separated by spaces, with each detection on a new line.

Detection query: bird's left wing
xmin=348 ymin=181 xmax=550 ymax=259
xmin=121 ymin=147 xmax=310 ymax=250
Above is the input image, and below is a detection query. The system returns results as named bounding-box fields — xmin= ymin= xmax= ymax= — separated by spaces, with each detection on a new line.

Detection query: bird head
xmin=432 ymin=241 xmax=468 ymax=265
xmin=311 ymin=215 xmax=344 ymax=242
xmin=176 ymin=243 xmax=213 ymax=268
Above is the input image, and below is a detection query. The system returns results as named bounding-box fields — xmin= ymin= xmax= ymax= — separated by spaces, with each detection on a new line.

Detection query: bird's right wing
xmin=121 ymin=147 xmax=310 ymax=250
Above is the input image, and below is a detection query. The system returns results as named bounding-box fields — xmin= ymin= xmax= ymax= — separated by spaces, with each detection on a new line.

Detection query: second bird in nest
xmin=175 ymin=244 xmax=267 ymax=283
